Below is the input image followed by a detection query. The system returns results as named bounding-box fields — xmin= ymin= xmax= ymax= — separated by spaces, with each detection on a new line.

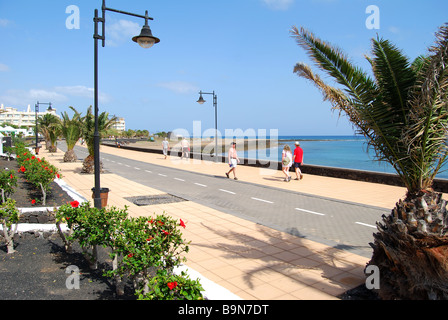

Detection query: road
xmin=63 ymin=143 xmax=388 ymax=258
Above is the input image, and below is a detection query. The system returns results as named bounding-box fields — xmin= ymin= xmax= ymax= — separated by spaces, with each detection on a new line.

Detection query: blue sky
xmin=0 ymin=0 xmax=447 ymax=136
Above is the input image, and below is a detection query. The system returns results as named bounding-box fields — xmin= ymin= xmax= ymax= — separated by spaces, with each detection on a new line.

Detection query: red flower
xmin=37 ymin=158 xmax=41 ymax=162
xmin=127 ymin=253 xmax=134 ymax=258
xmin=31 ymin=156 xmax=35 ymax=160
xmin=20 ymin=166 xmax=26 ymax=173
xmin=31 ymin=199 xmax=36 ymax=205
xmin=147 ymin=237 xmax=153 ymax=242
xmin=167 ymin=282 xmax=178 ymax=290
xmin=158 ymin=221 xmax=164 ymax=226
xmin=180 ymin=219 xmax=186 ymax=229
xmin=70 ymin=201 xmax=80 ymax=208
xmin=149 ymin=219 xmax=154 ymax=224
xmin=10 ymin=174 xmax=13 ymax=179
xmin=56 ymin=173 xmax=60 ymax=179
xmin=162 ymin=230 xmax=170 ymax=236
xmin=23 ymin=152 xmax=27 ymax=156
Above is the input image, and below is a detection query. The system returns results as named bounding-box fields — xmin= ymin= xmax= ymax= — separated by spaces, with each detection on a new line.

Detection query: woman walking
xmin=281 ymin=144 xmax=293 ymax=182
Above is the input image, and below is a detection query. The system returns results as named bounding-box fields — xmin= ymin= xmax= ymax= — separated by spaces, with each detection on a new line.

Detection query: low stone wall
xmin=19 ymin=210 xmax=56 ymax=224
xmin=102 ymin=142 xmax=448 ymax=193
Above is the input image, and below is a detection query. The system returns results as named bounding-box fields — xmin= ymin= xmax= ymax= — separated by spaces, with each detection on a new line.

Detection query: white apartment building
xmin=112 ymin=117 xmax=126 ymax=132
xmin=0 ymin=103 xmax=59 ymax=129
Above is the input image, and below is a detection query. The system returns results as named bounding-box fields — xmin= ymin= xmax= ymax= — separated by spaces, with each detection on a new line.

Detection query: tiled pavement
xmin=41 ymin=144 xmax=412 ymax=300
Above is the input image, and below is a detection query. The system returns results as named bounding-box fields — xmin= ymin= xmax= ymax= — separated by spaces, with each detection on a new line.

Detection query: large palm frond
xmin=291 ymin=24 xmax=448 ymax=194
xmin=81 ymin=106 xmax=118 ymax=157
xmin=61 ymin=107 xmax=82 ymax=150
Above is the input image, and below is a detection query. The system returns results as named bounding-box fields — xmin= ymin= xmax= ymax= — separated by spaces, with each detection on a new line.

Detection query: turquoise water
xmin=239 ymin=135 xmax=448 ymax=179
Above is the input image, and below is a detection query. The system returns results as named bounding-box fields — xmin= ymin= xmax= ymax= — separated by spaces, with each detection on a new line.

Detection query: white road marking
xmin=295 ymin=208 xmax=326 ymax=216
xmin=195 ymin=183 xmax=207 ymax=187
xmin=158 ymin=173 xmax=167 ymax=177
xmin=174 ymin=178 xmax=185 ymax=182
xmin=134 ymin=167 xmax=141 ymax=170
xmin=355 ymin=222 xmax=376 ymax=229
xmin=145 ymin=170 xmax=152 ymax=173
xmin=219 ymin=189 xmax=236 ymax=195
xmin=251 ymin=197 xmax=273 ymax=204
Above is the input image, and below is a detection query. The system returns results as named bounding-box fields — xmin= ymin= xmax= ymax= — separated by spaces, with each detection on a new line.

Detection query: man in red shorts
xmin=293 ymin=141 xmax=304 ymax=180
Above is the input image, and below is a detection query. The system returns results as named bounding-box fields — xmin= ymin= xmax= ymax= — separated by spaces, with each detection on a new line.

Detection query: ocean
xmin=239 ymin=135 xmax=448 ymax=180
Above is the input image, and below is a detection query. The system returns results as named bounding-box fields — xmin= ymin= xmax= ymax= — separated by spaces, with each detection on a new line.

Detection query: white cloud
xmin=0 ymin=19 xmax=11 ymax=27
xmin=106 ymin=19 xmax=141 ymax=47
xmin=0 ymin=63 xmax=9 ymax=72
xmin=56 ymin=85 xmax=110 ymax=104
xmin=0 ymin=86 xmax=110 ymax=107
xmin=388 ymin=26 xmax=400 ymax=34
xmin=262 ymin=0 xmax=294 ymax=10
xmin=157 ymin=81 xmax=199 ymax=94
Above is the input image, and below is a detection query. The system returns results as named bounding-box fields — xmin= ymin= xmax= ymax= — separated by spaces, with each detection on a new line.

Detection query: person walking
xmin=226 ymin=142 xmax=240 ymax=180
xmin=281 ymin=144 xmax=293 ymax=182
xmin=293 ymin=141 xmax=304 ymax=180
xmin=162 ymin=137 xmax=170 ymax=159
xmin=181 ymin=137 xmax=190 ymax=159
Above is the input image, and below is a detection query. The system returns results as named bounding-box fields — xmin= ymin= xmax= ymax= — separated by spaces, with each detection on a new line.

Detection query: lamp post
xmin=35 ymin=101 xmax=52 ymax=155
xmin=92 ymin=0 xmax=159 ymax=209
xmin=197 ymin=91 xmax=218 ymax=161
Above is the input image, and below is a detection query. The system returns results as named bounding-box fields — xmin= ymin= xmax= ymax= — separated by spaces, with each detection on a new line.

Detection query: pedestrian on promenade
xmin=281 ymin=144 xmax=293 ymax=182
xmin=162 ymin=137 xmax=170 ymax=159
xmin=226 ymin=142 xmax=240 ymax=180
xmin=293 ymin=141 xmax=304 ymax=180
xmin=181 ymin=137 xmax=190 ymax=159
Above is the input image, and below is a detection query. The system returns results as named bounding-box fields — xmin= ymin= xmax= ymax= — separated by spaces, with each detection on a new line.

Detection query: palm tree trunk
xmin=63 ymin=149 xmax=78 ymax=163
xmin=368 ymin=191 xmax=448 ymax=299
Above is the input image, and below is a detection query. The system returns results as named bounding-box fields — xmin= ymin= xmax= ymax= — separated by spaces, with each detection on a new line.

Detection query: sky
xmin=0 ymin=0 xmax=447 ymax=137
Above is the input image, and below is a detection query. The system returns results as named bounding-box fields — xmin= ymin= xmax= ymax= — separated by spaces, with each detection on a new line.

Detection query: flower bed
xmin=0 ymin=156 xmax=74 ymax=208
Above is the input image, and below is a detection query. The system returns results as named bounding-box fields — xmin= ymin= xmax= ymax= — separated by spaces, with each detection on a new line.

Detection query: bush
xmin=137 ymin=269 xmax=204 ymax=300
xmin=54 ymin=201 xmax=204 ymax=299
xmin=15 ymin=145 xmax=61 ymax=205
xmin=0 ymin=199 xmax=20 ymax=254
xmin=0 ymin=170 xmax=17 ymax=204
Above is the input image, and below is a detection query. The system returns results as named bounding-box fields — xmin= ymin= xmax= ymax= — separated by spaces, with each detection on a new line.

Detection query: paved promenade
xmin=43 ymin=144 xmax=411 ymax=300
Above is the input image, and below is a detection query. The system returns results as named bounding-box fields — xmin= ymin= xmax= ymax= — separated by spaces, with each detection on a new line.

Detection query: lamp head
xmin=132 ymin=19 xmax=160 ymax=49
xmin=197 ymin=93 xmax=206 ymax=105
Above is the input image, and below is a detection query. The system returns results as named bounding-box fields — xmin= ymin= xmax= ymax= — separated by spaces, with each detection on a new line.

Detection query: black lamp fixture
xmin=35 ymin=101 xmax=52 ymax=154
xmin=132 ymin=11 xmax=160 ymax=49
xmin=196 ymin=90 xmax=218 ymax=162
xmin=197 ymin=92 xmax=206 ymax=104
xmin=92 ymin=0 xmax=159 ymax=209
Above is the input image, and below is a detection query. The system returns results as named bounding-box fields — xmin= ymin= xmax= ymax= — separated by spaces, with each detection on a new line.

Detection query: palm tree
xmin=291 ymin=23 xmax=448 ymax=299
xmin=61 ymin=107 xmax=82 ymax=162
xmin=81 ymin=106 xmax=117 ymax=174
xmin=38 ymin=113 xmax=61 ymax=152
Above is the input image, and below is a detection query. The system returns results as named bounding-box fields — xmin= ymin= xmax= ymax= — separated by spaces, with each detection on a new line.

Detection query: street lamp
xmin=93 ymin=0 xmax=159 ymax=209
xmin=35 ymin=101 xmax=52 ymax=155
xmin=197 ymin=91 xmax=218 ymax=161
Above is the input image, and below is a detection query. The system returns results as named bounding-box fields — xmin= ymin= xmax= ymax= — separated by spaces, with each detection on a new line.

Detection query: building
xmin=112 ymin=117 xmax=126 ymax=132
xmin=0 ymin=104 xmax=59 ymax=130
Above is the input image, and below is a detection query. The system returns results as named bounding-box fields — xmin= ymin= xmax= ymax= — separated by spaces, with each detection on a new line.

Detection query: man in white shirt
xmin=225 ymin=142 xmax=240 ymax=180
